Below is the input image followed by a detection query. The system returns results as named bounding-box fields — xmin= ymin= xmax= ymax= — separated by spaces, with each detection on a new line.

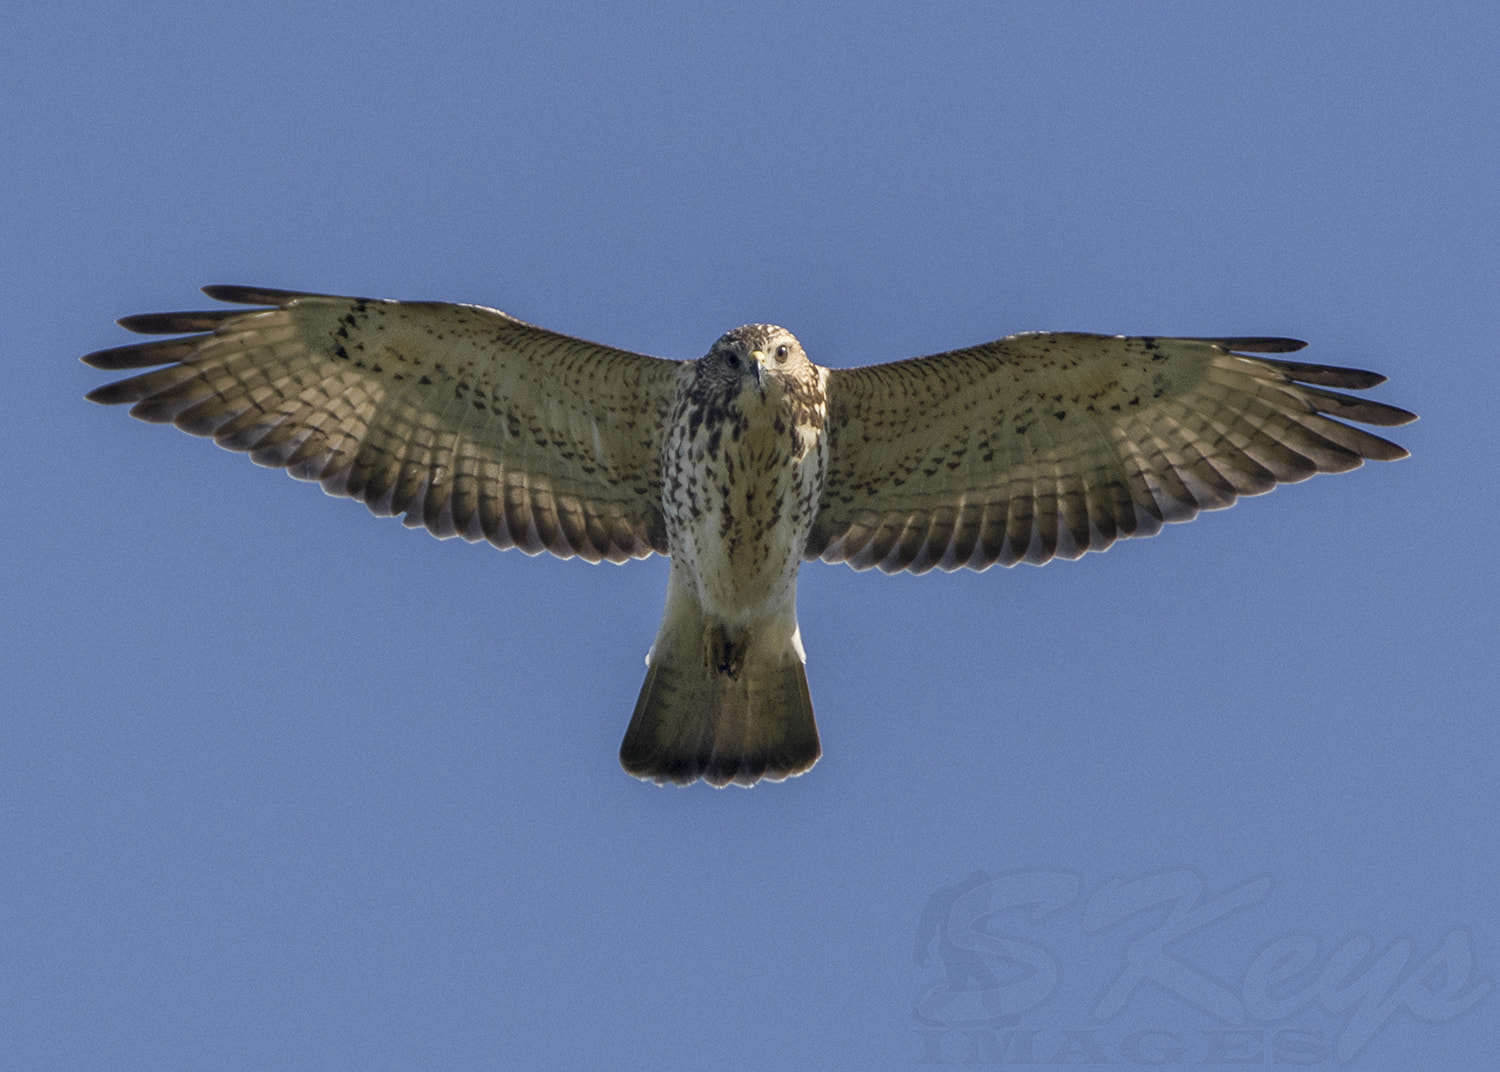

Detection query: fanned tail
xmin=620 ymin=586 xmax=819 ymax=787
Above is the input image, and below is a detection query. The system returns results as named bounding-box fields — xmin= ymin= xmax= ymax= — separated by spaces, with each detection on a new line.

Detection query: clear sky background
xmin=3 ymin=3 xmax=1495 ymax=1068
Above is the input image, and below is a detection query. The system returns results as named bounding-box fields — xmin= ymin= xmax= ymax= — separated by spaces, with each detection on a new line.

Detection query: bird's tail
xmin=620 ymin=589 xmax=820 ymax=788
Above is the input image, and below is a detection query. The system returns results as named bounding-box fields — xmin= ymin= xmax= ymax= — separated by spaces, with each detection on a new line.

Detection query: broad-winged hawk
xmin=85 ymin=286 xmax=1416 ymax=786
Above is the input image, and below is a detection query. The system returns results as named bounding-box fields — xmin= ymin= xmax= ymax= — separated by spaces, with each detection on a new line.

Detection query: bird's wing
xmin=85 ymin=286 xmax=684 ymax=563
xmin=808 ymin=332 xmax=1416 ymax=573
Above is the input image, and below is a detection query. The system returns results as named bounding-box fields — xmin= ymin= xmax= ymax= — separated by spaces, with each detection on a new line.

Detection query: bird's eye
xmin=776 ymin=345 xmax=789 ymax=361
xmin=724 ymin=352 xmax=740 ymax=368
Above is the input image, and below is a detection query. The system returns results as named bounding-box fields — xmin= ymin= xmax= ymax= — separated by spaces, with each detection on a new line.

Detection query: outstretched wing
xmin=85 ymin=286 xmax=684 ymax=563
xmin=808 ymin=332 xmax=1416 ymax=573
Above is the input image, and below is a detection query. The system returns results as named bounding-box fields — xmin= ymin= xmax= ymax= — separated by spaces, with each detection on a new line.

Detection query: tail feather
xmin=620 ymin=609 xmax=820 ymax=787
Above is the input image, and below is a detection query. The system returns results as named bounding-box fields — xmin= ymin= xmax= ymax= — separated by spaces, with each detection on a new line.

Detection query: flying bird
xmin=84 ymin=286 xmax=1416 ymax=786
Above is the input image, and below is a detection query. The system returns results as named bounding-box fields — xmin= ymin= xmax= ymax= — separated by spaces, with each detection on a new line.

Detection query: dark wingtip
xmin=1211 ymin=337 xmax=1309 ymax=354
xmin=116 ymin=310 xmax=242 ymax=335
xmin=84 ymin=381 xmax=134 ymax=405
xmin=1256 ymin=356 xmax=1403 ymax=392
xmin=201 ymin=284 xmax=333 ymax=306
xmin=1374 ymin=401 xmax=1416 ymax=428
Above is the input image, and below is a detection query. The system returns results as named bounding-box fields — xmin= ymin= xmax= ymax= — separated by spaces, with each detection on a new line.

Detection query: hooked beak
xmin=749 ymin=350 xmax=767 ymax=391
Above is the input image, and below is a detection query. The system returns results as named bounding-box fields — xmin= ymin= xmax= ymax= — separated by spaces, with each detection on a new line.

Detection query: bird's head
xmin=700 ymin=324 xmax=810 ymax=400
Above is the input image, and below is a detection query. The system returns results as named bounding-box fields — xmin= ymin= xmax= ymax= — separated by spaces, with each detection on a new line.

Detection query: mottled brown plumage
xmin=84 ymin=287 xmax=1417 ymax=786
xmin=622 ymin=326 xmax=828 ymax=785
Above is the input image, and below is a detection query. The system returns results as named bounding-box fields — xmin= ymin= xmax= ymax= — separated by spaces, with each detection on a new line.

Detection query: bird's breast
xmin=662 ymin=388 xmax=828 ymax=623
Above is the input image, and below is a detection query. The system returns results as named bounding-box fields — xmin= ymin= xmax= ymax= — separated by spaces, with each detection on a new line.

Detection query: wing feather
xmin=85 ymin=287 xmax=681 ymax=562
xmin=810 ymin=332 xmax=1415 ymax=572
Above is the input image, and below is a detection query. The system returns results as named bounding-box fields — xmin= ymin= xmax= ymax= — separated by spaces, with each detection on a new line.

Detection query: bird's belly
xmin=665 ymin=443 xmax=821 ymax=626
xmin=677 ymin=476 xmax=802 ymax=620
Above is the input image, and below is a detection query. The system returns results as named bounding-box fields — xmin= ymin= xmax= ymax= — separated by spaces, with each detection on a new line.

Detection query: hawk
xmin=85 ymin=286 xmax=1416 ymax=786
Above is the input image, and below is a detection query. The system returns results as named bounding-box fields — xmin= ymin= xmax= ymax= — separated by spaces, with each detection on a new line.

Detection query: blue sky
xmin=4 ymin=2 xmax=1495 ymax=1068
